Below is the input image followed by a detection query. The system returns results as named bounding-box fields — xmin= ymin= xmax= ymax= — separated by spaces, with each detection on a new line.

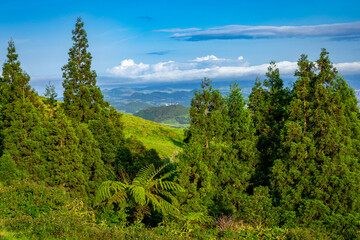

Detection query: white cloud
xmin=106 ymin=55 xmax=360 ymax=84
xmin=334 ymin=62 xmax=360 ymax=74
xmin=107 ymin=59 xmax=149 ymax=76
xmin=165 ymin=22 xmax=360 ymax=41
xmin=152 ymin=61 xmax=177 ymax=72
xmin=193 ymin=55 xmax=223 ymax=62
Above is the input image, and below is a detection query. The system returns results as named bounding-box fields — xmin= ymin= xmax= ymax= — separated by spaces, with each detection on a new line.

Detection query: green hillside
xmin=134 ymin=104 xmax=190 ymax=128
xmin=122 ymin=113 xmax=184 ymax=159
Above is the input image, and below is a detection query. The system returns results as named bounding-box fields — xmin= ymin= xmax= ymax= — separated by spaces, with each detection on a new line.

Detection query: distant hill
xmin=128 ymin=91 xmax=193 ymax=106
xmin=102 ymin=87 xmax=194 ymax=109
xmin=122 ymin=113 xmax=184 ymax=159
xmin=134 ymin=105 xmax=190 ymax=128
xmin=116 ymin=101 xmax=153 ymax=114
xmin=102 ymin=87 xmax=136 ymax=98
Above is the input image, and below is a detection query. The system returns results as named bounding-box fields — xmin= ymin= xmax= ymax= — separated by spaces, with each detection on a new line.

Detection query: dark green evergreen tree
xmin=87 ymin=108 xmax=125 ymax=170
xmin=62 ymin=17 xmax=125 ymax=180
xmin=0 ymin=40 xmax=46 ymax=179
xmin=62 ymin=17 xmax=108 ymax=123
xmin=75 ymin=123 xmax=107 ymax=197
xmin=248 ymin=62 xmax=291 ymax=187
xmin=177 ymin=78 xmax=227 ymax=216
xmin=46 ymin=108 xmax=85 ymax=194
xmin=215 ymin=82 xmax=258 ymax=215
xmin=272 ymin=50 xmax=360 ymax=237
xmin=44 ymin=82 xmax=57 ymax=112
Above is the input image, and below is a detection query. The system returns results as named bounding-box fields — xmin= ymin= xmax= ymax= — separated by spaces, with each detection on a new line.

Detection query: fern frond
xmin=108 ymin=189 xmax=127 ymax=205
xmin=145 ymin=193 xmax=163 ymax=213
xmin=156 ymin=169 xmax=178 ymax=181
xmin=145 ymin=192 xmax=180 ymax=216
xmin=144 ymin=163 xmax=170 ymax=185
xmin=133 ymin=164 xmax=155 ymax=185
xmin=94 ymin=181 xmax=126 ymax=206
xmin=144 ymin=169 xmax=178 ymax=189
xmin=153 ymin=188 xmax=179 ymax=206
xmin=135 ymin=204 xmax=151 ymax=217
xmin=117 ymin=163 xmax=131 ymax=185
xmin=153 ymin=180 xmax=184 ymax=192
xmin=129 ymin=185 xmax=146 ymax=206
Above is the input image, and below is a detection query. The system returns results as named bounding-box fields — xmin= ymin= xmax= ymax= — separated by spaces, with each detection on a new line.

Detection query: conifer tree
xmin=0 ymin=40 xmax=46 ymax=178
xmin=62 ymin=17 xmax=108 ymax=123
xmin=334 ymin=77 xmax=360 ymax=160
xmin=62 ymin=17 xmax=125 ymax=178
xmin=44 ymin=82 xmax=57 ymax=112
xmin=0 ymin=40 xmax=40 ymax=106
xmin=184 ymin=78 xmax=226 ymax=146
xmin=215 ymin=82 xmax=258 ymax=215
xmin=88 ymin=108 xmax=125 ymax=169
xmin=248 ymin=63 xmax=290 ymax=186
xmin=46 ymin=108 xmax=86 ymax=194
xmin=177 ymin=78 xmax=227 ymax=215
xmin=272 ymin=50 xmax=360 ymax=236
xmin=75 ymin=123 xmax=107 ymax=196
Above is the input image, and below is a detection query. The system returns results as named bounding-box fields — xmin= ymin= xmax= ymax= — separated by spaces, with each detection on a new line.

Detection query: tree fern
xmin=95 ymin=163 xmax=184 ymax=223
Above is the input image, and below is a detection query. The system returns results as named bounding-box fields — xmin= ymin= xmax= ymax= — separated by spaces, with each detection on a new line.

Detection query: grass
xmin=160 ymin=115 xmax=190 ymax=129
xmin=0 ymin=227 xmax=18 ymax=240
xmin=121 ymin=113 xmax=184 ymax=159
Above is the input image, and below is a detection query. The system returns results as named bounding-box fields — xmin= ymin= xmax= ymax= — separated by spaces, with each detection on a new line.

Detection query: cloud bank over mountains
xmin=106 ymin=55 xmax=360 ymax=84
xmin=156 ymin=22 xmax=360 ymax=41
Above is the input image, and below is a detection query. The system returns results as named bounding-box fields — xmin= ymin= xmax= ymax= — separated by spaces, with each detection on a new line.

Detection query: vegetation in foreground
xmin=0 ymin=17 xmax=359 ymax=239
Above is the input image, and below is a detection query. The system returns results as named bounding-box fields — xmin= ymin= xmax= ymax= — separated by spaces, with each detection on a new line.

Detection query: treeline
xmin=0 ymin=17 xmax=359 ymax=239
xmin=178 ymin=54 xmax=360 ymax=238
xmin=0 ymin=18 xmax=164 ymax=201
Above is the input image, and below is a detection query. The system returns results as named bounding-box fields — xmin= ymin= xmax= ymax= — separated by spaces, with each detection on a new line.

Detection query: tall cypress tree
xmin=75 ymin=123 xmax=107 ymax=196
xmin=215 ymin=82 xmax=258 ymax=215
xmin=0 ymin=40 xmax=46 ymax=179
xmin=62 ymin=17 xmax=125 ymax=176
xmin=46 ymin=108 xmax=84 ymax=193
xmin=87 ymin=107 xmax=125 ymax=169
xmin=248 ymin=62 xmax=291 ymax=187
xmin=184 ymin=78 xmax=226 ymax=146
xmin=62 ymin=17 xmax=108 ymax=123
xmin=177 ymin=78 xmax=227 ymax=215
xmin=272 ymin=50 xmax=360 ymax=237
xmin=44 ymin=82 xmax=58 ymax=117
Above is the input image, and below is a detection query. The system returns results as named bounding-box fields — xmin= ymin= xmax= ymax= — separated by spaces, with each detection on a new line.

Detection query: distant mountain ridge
xmin=102 ymin=87 xmax=195 ymax=111
xmin=128 ymin=91 xmax=194 ymax=106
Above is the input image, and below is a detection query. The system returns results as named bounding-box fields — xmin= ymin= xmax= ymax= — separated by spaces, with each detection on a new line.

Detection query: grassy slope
xmin=41 ymin=97 xmax=184 ymax=159
xmin=122 ymin=113 xmax=184 ymax=159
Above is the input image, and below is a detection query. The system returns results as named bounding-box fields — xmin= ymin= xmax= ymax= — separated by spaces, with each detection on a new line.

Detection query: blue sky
xmin=1 ymin=0 xmax=360 ymax=92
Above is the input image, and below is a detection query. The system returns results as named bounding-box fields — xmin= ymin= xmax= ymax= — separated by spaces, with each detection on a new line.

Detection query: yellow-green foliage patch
xmin=122 ymin=114 xmax=184 ymax=159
